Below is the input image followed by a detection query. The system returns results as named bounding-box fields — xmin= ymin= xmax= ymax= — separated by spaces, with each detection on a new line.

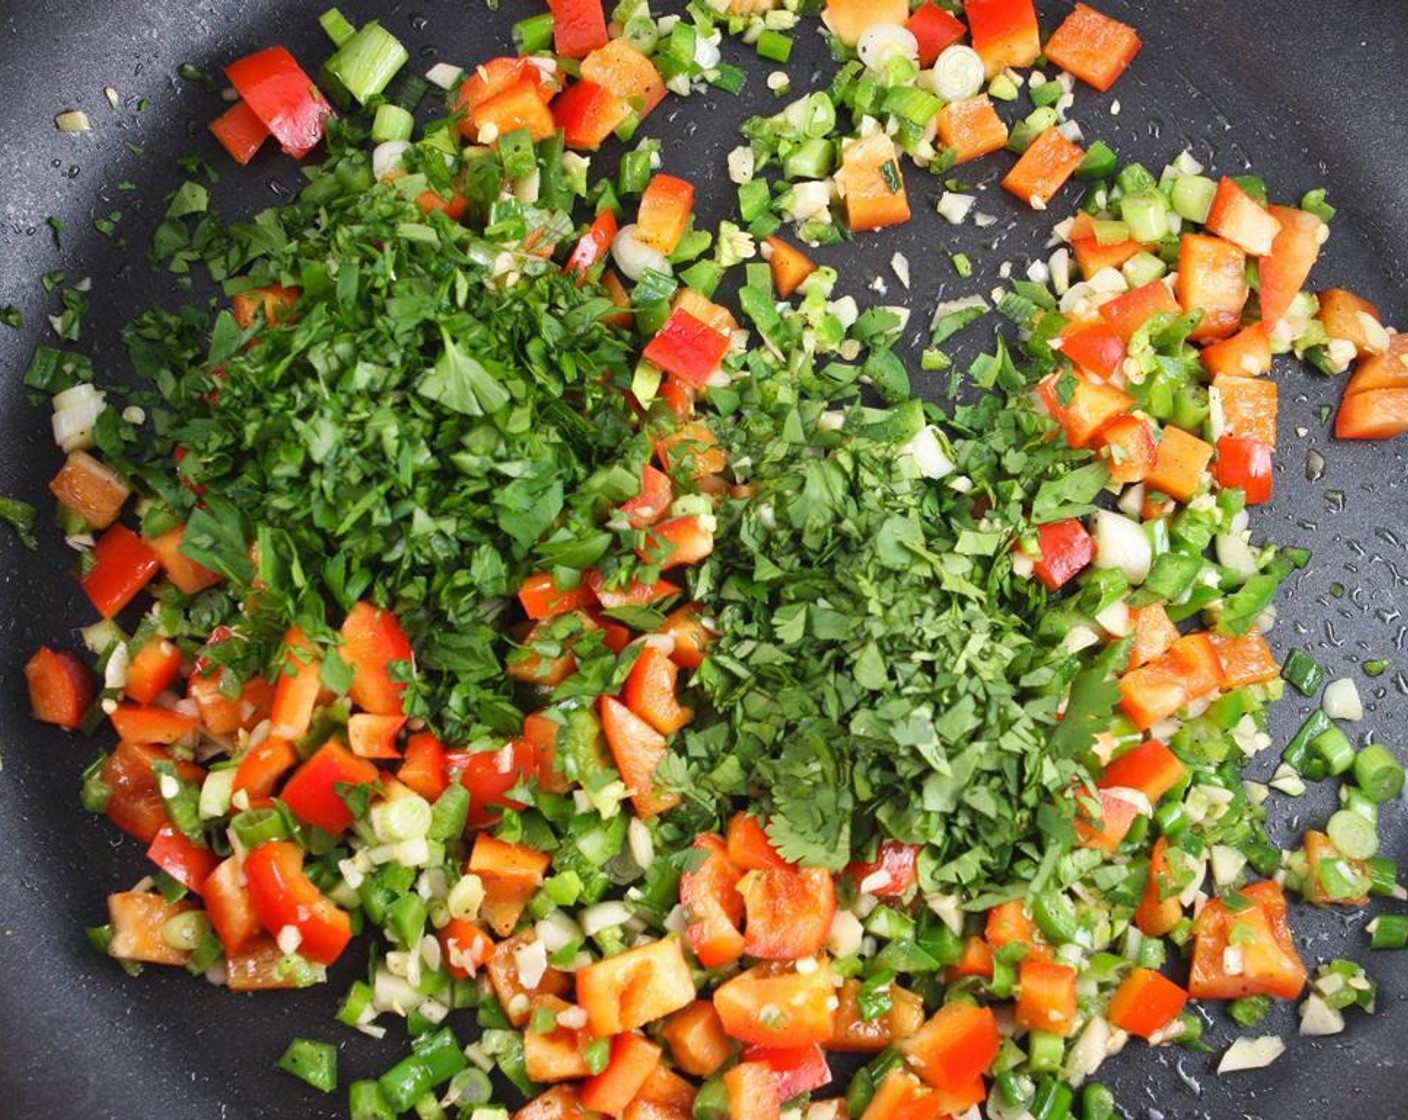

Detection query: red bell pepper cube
xmin=1061 ymin=323 xmax=1126 ymax=379
xmin=1177 ymin=233 xmax=1249 ymax=343
xmin=231 ymin=283 xmax=300 ymax=330
xmin=25 ymin=646 xmax=93 ymax=729
xmin=1043 ymin=4 xmax=1141 ymax=92
xmin=208 ymin=99 xmax=269 ymax=165
xmin=623 ymin=645 xmax=694 ymax=735
xmin=518 ymin=571 xmax=598 ymax=620
xmin=965 ymin=0 xmax=1040 ymax=77
xmin=643 ymin=309 xmax=731 ymax=389
xmin=905 ymin=3 xmax=967 ymax=67
xmin=270 ymin=625 xmax=323 ymax=740
xmin=447 ymin=738 xmax=539 ymax=829
xmin=203 ymin=856 xmax=263 ymax=955
xmin=233 ymin=735 xmax=298 ymax=802
xmin=1099 ymin=738 xmax=1187 ymax=803
xmin=340 ymin=601 xmax=413 ymax=716
xmin=147 ymin=823 xmax=219 ymax=896
xmin=742 ymin=1045 xmax=832 ymax=1104
xmin=636 ymin=174 xmax=695 ymax=255
xmin=280 ymin=740 xmax=380 ymax=835
xmin=1260 ymin=205 xmax=1327 ymax=335
xmin=82 ymin=524 xmax=161 ymax=619
xmin=1099 ymin=279 xmax=1181 ymax=340
xmin=123 ymin=638 xmax=184 ymax=706
xmin=225 ymin=46 xmax=332 ymax=159
xmin=725 ymin=811 xmax=790 ymax=872
xmin=565 ymin=208 xmax=619 ymax=284
xmin=680 ymin=834 xmax=747 ymax=968
xmin=599 ymin=695 xmax=680 ymax=818
xmin=346 ymin=712 xmax=406 ymax=760
xmin=580 ymin=1032 xmax=663 ymax=1115
xmin=636 ymin=514 xmax=715 ymax=571
xmin=146 ymin=525 xmax=222 ymax=596
xmin=845 ymin=840 xmax=920 ymax=897
xmin=1107 ymin=968 xmax=1189 ymax=1039
xmin=739 ymin=866 xmax=837 ymax=961
xmin=723 ymin=1062 xmax=782 ymax=1120
xmin=1214 ymin=435 xmax=1274 ymax=505
xmin=585 ymin=569 xmax=681 ymax=610
xmin=1002 ymin=126 xmax=1085 ymax=210
xmin=551 ymin=79 xmax=631 ymax=150
xmin=1030 ymin=518 xmax=1094 ymax=591
xmin=109 ymin=704 xmax=198 ymax=746
xmin=619 ymin=464 xmax=674 ymax=530
xmin=103 ymin=741 xmax=203 ymax=843
xmin=1095 ymin=414 xmax=1157 ymax=485
xmin=763 ymin=236 xmax=817 ymax=300
xmin=397 ymin=732 xmax=449 ymax=801
xmin=242 ymin=840 xmax=353 ymax=964
xmin=1015 ymin=959 xmax=1079 ymax=1036
xmin=898 ymin=1002 xmax=1001 ymax=1092
xmin=548 ymin=0 xmax=610 ymax=59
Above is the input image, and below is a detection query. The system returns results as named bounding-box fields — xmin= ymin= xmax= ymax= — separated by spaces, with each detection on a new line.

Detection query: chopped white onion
xmin=513 ymin=939 xmax=548 ymax=990
xmin=1298 ymin=994 xmax=1346 ymax=1037
xmin=1214 ymin=533 xmax=1258 ymax=581
xmin=51 ymin=383 xmax=107 ymax=452
xmin=1217 ymin=1035 xmax=1285 ymax=1074
xmin=372 ymin=140 xmax=411 ymax=181
xmin=1323 ymin=677 xmax=1363 ymax=721
xmin=937 ymin=191 xmax=976 ymax=225
xmin=612 ymin=224 xmax=672 ymax=282
xmin=857 ymin=25 xmax=919 ymax=72
xmin=1092 ymin=509 xmax=1153 ymax=585
xmin=425 ymin=63 xmax=464 ymax=90
xmin=900 ymin=425 xmax=955 ymax=480
xmin=580 ymin=901 xmax=633 ymax=937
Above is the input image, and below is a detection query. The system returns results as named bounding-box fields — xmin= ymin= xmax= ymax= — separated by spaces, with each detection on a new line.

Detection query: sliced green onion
xmin=371 ymin=104 xmax=415 ymax=144
xmin=1370 ymin=915 xmax=1408 ymax=950
xmin=1281 ymin=648 xmax=1325 ymax=696
xmin=1121 ymin=190 xmax=1169 ymax=243
xmin=933 ymin=44 xmax=985 ymax=102
xmin=1312 ymin=725 xmax=1355 ymax=776
xmin=350 ymin=1080 xmax=396 ymax=1120
xmin=279 ymin=1038 xmax=338 ymax=1093
xmin=1170 ymin=174 xmax=1216 ymax=223
xmin=1354 ymin=743 xmax=1406 ymax=803
xmin=1328 ymin=809 xmax=1379 ymax=860
xmin=513 ymin=12 xmax=555 ymax=54
xmin=1031 ymin=1075 xmax=1073 ymax=1120
xmin=1081 ymin=1083 xmax=1116 ymax=1120
xmin=1027 ymin=1031 xmax=1065 ymax=1075
xmin=371 ymin=795 xmax=433 ymax=844
xmin=322 ymin=21 xmax=409 ymax=108
xmin=694 ymin=1079 xmax=730 ymax=1120
xmin=231 ymin=807 xmax=290 ymax=849
xmin=319 ymin=7 xmax=357 ymax=47
xmin=338 ymin=980 xmax=374 ymax=1028
xmin=756 ymin=30 xmax=793 ymax=63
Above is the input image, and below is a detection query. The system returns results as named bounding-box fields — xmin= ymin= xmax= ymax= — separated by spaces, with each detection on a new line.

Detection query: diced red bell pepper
xmin=726 ymin=812 xmax=790 ymax=872
xmin=1108 ymin=967 xmax=1189 ymax=1039
xmin=623 ymin=645 xmax=694 ymax=735
xmin=713 ymin=960 xmax=836 ymax=1047
xmin=1206 ymin=177 xmax=1283 ymax=257
xmin=580 ymin=38 xmax=666 ymax=118
xmin=1145 ymin=424 xmax=1214 ymax=502
xmin=1043 ymin=4 xmax=1141 ymax=92
xmin=945 ymin=936 xmax=995 ymax=982
xmin=620 ymin=464 xmax=674 ymax=530
xmin=225 ymin=46 xmax=331 ymax=159
xmin=124 ymin=638 xmax=183 ymax=706
xmin=1016 ymin=958 xmax=1079 ymax=1036
xmin=549 ymin=0 xmax=609 ymax=58
xmin=1075 ymin=787 xmax=1143 ymax=854
xmin=1061 ymin=323 xmax=1126 ymax=379
xmin=1209 ymin=631 xmax=1281 ymax=688
xmin=1259 ymin=205 xmax=1326 ymax=336
xmin=519 ymin=572 xmax=598 ymax=621
xmin=1135 ymin=836 xmax=1183 ymax=937
xmin=233 ymin=735 xmax=297 ymax=801
xmin=566 ymin=208 xmax=620 ymax=283
xmin=763 ymin=236 xmax=817 ymax=300
xmin=846 ymin=840 xmax=921 ymax=897
xmin=147 ymin=822 xmax=218 ymax=896
xmin=899 ymin=1002 xmax=1001 ymax=1093
xmin=103 ymin=742 xmax=204 ymax=844
xmin=107 ymin=892 xmax=199 ymax=966
xmin=459 ymin=58 xmax=557 ymax=117
xmin=723 ymin=1062 xmax=781 ymax=1120
xmin=49 ymin=449 xmax=130 ymax=529
xmin=1169 ymin=631 xmax=1226 ymax=700
xmin=654 ymin=421 xmax=728 ymax=478
xmin=586 ymin=571 xmax=683 ymax=613
xmin=209 ymin=99 xmax=270 ymax=165
xmin=231 ymin=283 xmax=300 ymax=330
xmin=340 ymin=602 xmax=413 ymax=717
xmin=739 ymin=866 xmax=836 ymax=960
xmin=397 ymin=731 xmax=449 ymax=801
xmin=1118 ymin=658 xmax=1187 ymax=731
xmin=637 ymin=515 xmax=715 ymax=571
xmin=1319 ymin=288 xmax=1383 ymax=357
xmin=82 ymin=524 xmax=161 ymax=619
xmin=742 ymin=1045 xmax=831 ymax=1104
xmin=680 ymin=835 xmax=746 ymax=968
xmin=663 ymin=1001 xmax=736 ymax=1077
xmin=447 ymin=738 xmax=539 ymax=829
xmin=1202 ymin=324 xmax=1273 ymax=379
xmin=577 ymin=938 xmax=697 ymax=1036
xmin=1099 ymin=739 xmax=1186 ymax=803
xmin=347 ymin=712 xmax=406 ymax=759
xmin=965 ymin=0 xmax=1040 ymax=76
xmin=1214 ymin=435 xmax=1274 ymax=505
xmin=243 ymin=839 xmax=353 ymax=964
xmin=600 ymin=695 xmax=679 ymax=817
xmin=439 ymin=917 xmax=495 ymax=979
xmin=986 ymin=899 xmax=1044 ymax=956
xmin=552 ymin=80 xmax=632 ymax=151
xmin=1030 ymin=517 xmax=1094 ymax=591
xmin=1037 ymin=372 xmax=1134 ymax=448
xmin=203 ymin=855 xmax=263 ymax=955
xmin=25 ymin=646 xmax=93 ymax=729
xmin=1128 ymin=604 xmax=1180 ymax=670
xmin=469 ymin=833 xmax=553 ymax=936
xmin=225 ymin=937 xmax=316 ymax=991
xmin=270 ymin=625 xmax=323 ymax=740
xmin=1177 ymin=233 xmax=1248 ymax=343
xmin=936 ymin=95 xmax=1009 ymax=164
xmin=146 ymin=525 xmax=222 ymax=596
xmin=109 ymin=704 xmax=198 ymax=746
xmin=474 ymin=79 xmax=557 ymax=143
xmin=840 ymin=134 xmax=910 ymax=233
xmin=906 ymin=3 xmax=967 ymax=67
xmin=1099 ymin=278 xmax=1181 ymax=339
xmin=581 ymin=1032 xmax=663 ymax=1116
xmin=1095 ymin=414 xmax=1158 ymax=485
xmin=643 ymin=310 xmax=731 ymax=389
xmin=280 ymin=740 xmax=380 ymax=835
xmin=637 ymin=174 xmax=696 ymax=255
xmin=1214 ymin=374 xmax=1278 ymax=447
xmin=660 ymin=604 xmax=715 ymax=670
xmin=1189 ymin=880 xmax=1306 ymax=1000
xmin=1003 ymin=127 xmax=1085 ymax=210
xmin=417 ymin=190 xmax=469 ymax=222
xmin=1336 ymin=387 xmax=1408 ymax=441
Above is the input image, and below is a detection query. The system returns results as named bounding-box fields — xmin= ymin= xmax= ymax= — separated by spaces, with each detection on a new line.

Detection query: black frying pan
xmin=2 ymin=2 xmax=1406 ymax=1116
